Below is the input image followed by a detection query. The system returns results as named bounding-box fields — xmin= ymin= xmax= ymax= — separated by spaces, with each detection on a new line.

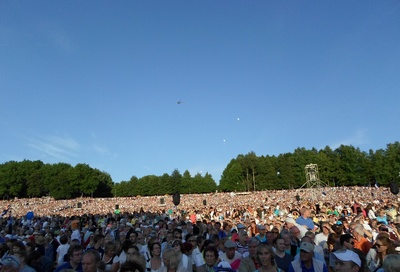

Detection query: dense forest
xmin=0 ymin=142 xmax=399 ymax=200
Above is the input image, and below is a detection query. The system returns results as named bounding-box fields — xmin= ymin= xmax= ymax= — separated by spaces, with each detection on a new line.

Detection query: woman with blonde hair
xmin=255 ymin=243 xmax=282 ymax=272
xmin=161 ymin=248 xmax=184 ymax=272
xmin=102 ymin=241 xmax=120 ymax=272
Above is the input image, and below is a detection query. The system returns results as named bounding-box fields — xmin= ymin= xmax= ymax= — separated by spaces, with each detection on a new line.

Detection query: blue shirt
xmin=295 ymin=216 xmax=315 ymax=230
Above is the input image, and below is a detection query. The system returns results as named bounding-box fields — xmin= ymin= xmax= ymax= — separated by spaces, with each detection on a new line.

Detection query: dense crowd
xmin=0 ymin=186 xmax=399 ymax=272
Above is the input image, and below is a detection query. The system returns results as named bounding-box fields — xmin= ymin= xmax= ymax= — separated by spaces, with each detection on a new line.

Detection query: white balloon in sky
xmin=237 ymin=117 xmax=240 ymax=121
xmin=223 ymin=139 xmax=226 ymax=142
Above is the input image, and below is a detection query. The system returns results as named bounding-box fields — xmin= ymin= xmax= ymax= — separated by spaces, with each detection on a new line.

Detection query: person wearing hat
xmin=333 ymin=250 xmax=361 ymax=272
xmin=288 ymin=242 xmax=327 ymax=272
xmin=255 ymin=225 xmax=267 ymax=243
xmin=236 ymin=230 xmax=249 ymax=256
xmin=220 ymin=239 xmax=242 ymax=267
xmin=285 ymin=217 xmax=307 ymax=238
xmin=0 ymin=255 xmax=20 ymax=271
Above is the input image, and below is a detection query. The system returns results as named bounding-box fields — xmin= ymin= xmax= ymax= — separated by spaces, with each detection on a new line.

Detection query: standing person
xmin=82 ymin=250 xmax=101 ymax=272
xmin=55 ymin=244 xmax=84 ymax=272
xmin=56 ymin=234 xmax=70 ymax=268
xmin=254 ymin=243 xmax=281 ymax=272
xmin=273 ymin=237 xmax=294 ymax=272
xmin=102 ymin=241 xmax=120 ymax=272
xmin=71 ymin=220 xmax=82 ymax=245
xmin=287 ymin=242 xmax=328 ymax=272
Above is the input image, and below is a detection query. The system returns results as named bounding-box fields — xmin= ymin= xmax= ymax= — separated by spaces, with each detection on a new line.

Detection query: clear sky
xmin=1 ymin=1 xmax=399 ymax=184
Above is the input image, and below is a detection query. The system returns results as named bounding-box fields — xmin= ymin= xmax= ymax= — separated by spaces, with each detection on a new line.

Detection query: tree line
xmin=0 ymin=142 xmax=399 ymax=199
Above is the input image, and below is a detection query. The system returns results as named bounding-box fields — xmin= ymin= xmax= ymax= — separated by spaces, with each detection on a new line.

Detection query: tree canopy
xmin=1 ymin=142 xmax=399 ymax=199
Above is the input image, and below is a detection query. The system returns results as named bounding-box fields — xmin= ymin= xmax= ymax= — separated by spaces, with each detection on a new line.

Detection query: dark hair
xmin=339 ymin=233 xmax=353 ymax=246
xmin=203 ymin=246 xmax=218 ymax=260
xmin=68 ymin=244 xmax=84 ymax=257
xmin=149 ymin=242 xmax=161 ymax=257
xmin=60 ymin=234 xmax=68 ymax=245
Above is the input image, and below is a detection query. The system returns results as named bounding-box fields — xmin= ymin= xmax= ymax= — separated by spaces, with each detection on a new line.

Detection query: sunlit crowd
xmin=0 ymin=186 xmax=399 ymax=272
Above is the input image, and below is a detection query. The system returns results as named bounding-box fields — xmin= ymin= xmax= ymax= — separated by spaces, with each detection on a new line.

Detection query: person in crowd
xmin=328 ymin=233 xmax=354 ymax=271
xmin=380 ymin=254 xmax=400 ymax=272
xmin=82 ymin=250 xmax=101 ymax=272
xmin=296 ymin=208 xmax=315 ymax=231
xmin=366 ymin=234 xmax=396 ymax=272
xmin=254 ymin=243 xmax=280 ymax=272
xmin=273 ymin=237 xmax=294 ymax=272
xmin=238 ymin=237 xmax=260 ymax=272
xmin=219 ymin=239 xmax=242 ymax=269
xmin=147 ymin=242 xmax=163 ymax=272
xmin=236 ymin=230 xmax=249 ymax=256
xmin=56 ymin=234 xmax=70 ymax=267
xmin=352 ymin=225 xmax=372 ymax=255
xmin=55 ymin=244 xmax=84 ymax=272
xmin=333 ymin=250 xmax=361 ymax=272
xmin=288 ymin=242 xmax=328 ymax=272
xmin=202 ymin=245 xmax=231 ymax=272
xmin=314 ymin=222 xmax=333 ymax=249
xmin=255 ymin=225 xmax=267 ymax=243
xmin=102 ymin=241 xmax=120 ymax=272
xmin=0 ymin=255 xmax=21 ymax=272
xmin=161 ymin=248 xmax=184 ymax=272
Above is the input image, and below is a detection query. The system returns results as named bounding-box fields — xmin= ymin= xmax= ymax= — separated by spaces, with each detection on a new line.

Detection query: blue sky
xmin=1 ymin=1 xmax=399 ymax=184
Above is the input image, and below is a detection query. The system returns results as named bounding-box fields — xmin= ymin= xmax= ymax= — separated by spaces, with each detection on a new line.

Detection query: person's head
xmin=333 ymin=250 xmax=361 ymax=272
xmin=382 ymin=254 xmax=400 ymax=272
xmin=256 ymin=243 xmax=275 ymax=267
xmin=238 ymin=230 xmax=248 ymax=244
xmin=299 ymin=242 xmax=314 ymax=263
xmin=289 ymin=226 xmax=301 ymax=240
xmin=104 ymin=241 xmax=117 ymax=256
xmin=126 ymin=245 xmax=140 ymax=260
xmin=68 ymin=244 xmax=84 ymax=265
xmin=128 ymin=231 xmax=138 ymax=244
xmin=273 ymin=237 xmax=285 ymax=253
xmin=203 ymin=246 xmax=219 ymax=267
xmin=257 ymin=225 xmax=266 ymax=235
xmin=0 ymin=255 xmax=20 ymax=272
xmin=247 ymin=238 xmax=260 ymax=258
xmin=149 ymin=242 xmax=161 ymax=257
xmin=162 ymin=248 xmax=180 ymax=270
xmin=320 ymin=222 xmax=331 ymax=235
xmin=339 ymin=234 xmax=354 ymax=249
xmin=352 ymin=225 xmax=364 ymax=239
xmin=82 ymin=250 xmax=100 ymax=272
xmin=60 ymin=234 xmax=69 ymax=245
xmin=223 ymin=240 xmax=236 ymax=260
xmin=375 ymin=235 xmax=396 ymax=255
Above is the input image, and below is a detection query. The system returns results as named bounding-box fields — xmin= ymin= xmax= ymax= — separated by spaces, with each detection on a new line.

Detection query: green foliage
xmin=1 ymin=141 xmax=400 ymax=198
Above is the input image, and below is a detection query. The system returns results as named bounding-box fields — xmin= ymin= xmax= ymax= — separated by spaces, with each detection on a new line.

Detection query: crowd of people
xmin=0 ymin=186 xmax=399 ymax=272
